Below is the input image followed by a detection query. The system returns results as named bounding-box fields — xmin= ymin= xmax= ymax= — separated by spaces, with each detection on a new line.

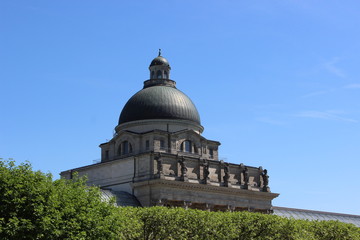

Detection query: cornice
xmin=133 ymin=179 xmax=279 ymax=200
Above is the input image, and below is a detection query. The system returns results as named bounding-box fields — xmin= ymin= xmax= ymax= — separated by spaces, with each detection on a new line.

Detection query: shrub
xmin=0 ymin=160 xmax=123 ymax=240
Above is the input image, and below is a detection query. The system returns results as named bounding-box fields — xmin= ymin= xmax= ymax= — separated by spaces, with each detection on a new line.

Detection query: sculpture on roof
xmin=223 ymin=163 xmax=230 ymax=187
xmin=179 ymin=157 xmax=188 ymax=181
xmin=202 ymin=159 xmax=210 ymax=184
xmin=261 ymin=169 xmax=270 ymax=192
xmin=243 ymin=167 xmax=249 ymax=189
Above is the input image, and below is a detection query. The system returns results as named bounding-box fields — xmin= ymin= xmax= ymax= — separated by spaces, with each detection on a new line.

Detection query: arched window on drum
xmin=119 ymin=141 xmax=133 ymax=155
xmin=156 ymin=70 xmax=162 ymax=79
xmin=181 ymin=140 xmax=192 ymax=153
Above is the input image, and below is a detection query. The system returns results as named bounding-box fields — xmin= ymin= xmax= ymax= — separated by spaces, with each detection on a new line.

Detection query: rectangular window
xmin=105 ymin=150 xmax=109 ymax=160
xmin=160 ymin=140 xmax=165 ymax=150
xmin=145 ymin=140 xmax=150 ymax=150
xmin=209 ymin=149 xmax=214 ymax=159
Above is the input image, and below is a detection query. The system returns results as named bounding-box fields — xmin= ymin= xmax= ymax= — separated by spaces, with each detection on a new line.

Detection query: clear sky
xmin=1 ymin=1 xmax=360 ymax=215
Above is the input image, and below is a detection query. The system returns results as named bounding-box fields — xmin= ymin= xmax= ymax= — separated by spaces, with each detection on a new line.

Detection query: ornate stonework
xmin=61 ymin=53 xmax=279 ymax=212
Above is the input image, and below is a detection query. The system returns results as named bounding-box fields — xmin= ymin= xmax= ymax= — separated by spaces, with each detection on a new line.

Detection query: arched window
xmin=156 ymin=70 xmax=162 ymax=79
xmin=151 ymin=71 xmax=155 ymax=79
xmin=117 ymin=145 xmax=122 ymax=156
xmin=121 ymin=141 xmax=133 ymax=155
xmin=164 ymin=71 xmax=168 ymax=79
xmin=181 ymin=140 xmax=192 ymax=153
xmin=123 ymin=141 xmax=129 ymax=154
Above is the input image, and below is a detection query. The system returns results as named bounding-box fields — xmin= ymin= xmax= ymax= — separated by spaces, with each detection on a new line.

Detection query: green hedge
xmin=1 ymin=160 xmax=359 ymax=239
xmin=115 ymin=207 xmax=360 ymax=240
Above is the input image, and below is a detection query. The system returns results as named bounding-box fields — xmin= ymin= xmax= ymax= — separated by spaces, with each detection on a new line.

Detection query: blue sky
xmin=1 ymin=1 xmax=360 ymax=214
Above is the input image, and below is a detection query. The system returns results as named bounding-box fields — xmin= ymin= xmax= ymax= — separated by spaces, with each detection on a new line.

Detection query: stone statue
xmin=155 ymin=154 xmax=163 ymax=177
xmin=261 ymin=169 xmax=270 ymax=192
xmin=223 ymin=163 xmax=230 ymax=187
xmin=238 ymin=163 xmax=245 ymax=184
xmin=202 ymin=160 xmax=210 ymax=184
xmin=243 ymin=167 xmax=249 ymax=187
xmin=178 ymin=157 xmax=188 ymax=181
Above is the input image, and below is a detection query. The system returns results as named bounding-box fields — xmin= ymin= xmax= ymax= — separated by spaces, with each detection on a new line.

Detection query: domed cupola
xmin=117 ymin=50 xmax=202 ymax=132
xmin=149 ymin=49 xmax=171 ymax=81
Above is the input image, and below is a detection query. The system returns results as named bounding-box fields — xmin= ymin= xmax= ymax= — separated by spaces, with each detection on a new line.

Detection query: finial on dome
xmin=158 ymin=48 xmax=161 ymax=56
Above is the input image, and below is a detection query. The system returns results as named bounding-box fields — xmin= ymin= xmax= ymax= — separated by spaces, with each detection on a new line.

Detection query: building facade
xmin=61 ymin=52 xmax=279 ymax=212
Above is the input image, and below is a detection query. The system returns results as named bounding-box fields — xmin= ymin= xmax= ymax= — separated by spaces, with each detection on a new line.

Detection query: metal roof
xmin=119 ymin=86 xmax=201 ymax=125
xmin=273 ymin=206 xmax=360 ymax=227
xmin=100 ymin=189 xmax=142 ymax=207
xmin=150 ymin=56 xmax=170 ymax=67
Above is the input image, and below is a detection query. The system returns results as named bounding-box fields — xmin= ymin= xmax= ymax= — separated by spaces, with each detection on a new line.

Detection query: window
xmin=181 ymin=140 xmax=192 ymax=153
xmin=145 ymin=140 xmax=150 ymax=150
xmin=209 ymin=148 xmax=214 ymax=159
xmin=123 ymin=141 xmax=129 ymax=154
xmin=117 ymin=145 xmax=121 ymax=156
xmin=105 ymin=150 xmax=109 ymax=160
xmin=164 ymin=71 xmax=168 ymax=79
xmin=151 ymin=71 xmax=154 ymax=79
xmin=185 ymin=141 xmax=191 ymax=152
xmin=121 ymin=141 xmax=133 ymax=155
xmin=160 ymin=140 xmax=165 ymax=150
xmin=156 ymin=70 xmax=162 ymax=79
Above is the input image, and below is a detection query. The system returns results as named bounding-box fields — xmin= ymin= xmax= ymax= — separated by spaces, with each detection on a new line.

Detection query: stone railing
xmin=152 ymin=153 xmax=271 ymax=192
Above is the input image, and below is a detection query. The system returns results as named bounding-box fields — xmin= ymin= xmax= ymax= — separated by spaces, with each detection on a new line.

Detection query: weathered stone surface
xmin=60 ymin=54 xmax=279 ymax=212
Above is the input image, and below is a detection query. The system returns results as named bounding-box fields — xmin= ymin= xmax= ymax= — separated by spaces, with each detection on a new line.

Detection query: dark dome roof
xmin=150 ymin=56 xmax=170 ymax=67
xmin=119 ymin=86 xmax=201 ymax=125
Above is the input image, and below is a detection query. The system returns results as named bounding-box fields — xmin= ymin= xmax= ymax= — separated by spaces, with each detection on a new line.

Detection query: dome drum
xmin=143 ymin=79 xmax=176 ymax=88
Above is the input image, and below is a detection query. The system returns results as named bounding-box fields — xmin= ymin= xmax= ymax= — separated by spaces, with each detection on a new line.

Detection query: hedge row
xmin=114 ymin=207 xmax=360 ymax=240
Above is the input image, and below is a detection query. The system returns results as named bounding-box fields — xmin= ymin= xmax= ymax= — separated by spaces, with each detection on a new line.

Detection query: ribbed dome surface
xmin=119 ymin=86 xmax=200 ymax=125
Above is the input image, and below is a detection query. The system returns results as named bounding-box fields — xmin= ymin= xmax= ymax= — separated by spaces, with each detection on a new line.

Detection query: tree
xmin=0 ymin=160 xmax=128 ymax=240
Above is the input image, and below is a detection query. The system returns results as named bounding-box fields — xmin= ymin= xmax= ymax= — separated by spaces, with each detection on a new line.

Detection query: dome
xmin=119 ymin=86 xmax=201 ymax=125
xmin=150 ymin=56 xmax=170 ymax=67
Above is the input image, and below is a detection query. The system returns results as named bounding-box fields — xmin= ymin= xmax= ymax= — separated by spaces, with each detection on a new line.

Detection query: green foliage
xmin=135 ymin=207 xmax=312 ymax=240
xmin=134 ymin=207 xmax=359 ymax=240
xmin=0 ymin=160 xmax=125 ymax=240
xmin=1 ymin=159 xmax=359 ymax=240
xmin=307 ymin=220 xmax=360 ymax=240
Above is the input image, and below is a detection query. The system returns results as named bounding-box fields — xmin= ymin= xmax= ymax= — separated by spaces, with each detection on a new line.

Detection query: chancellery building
xmin=61 ymin=52 xmax=360 ymax=226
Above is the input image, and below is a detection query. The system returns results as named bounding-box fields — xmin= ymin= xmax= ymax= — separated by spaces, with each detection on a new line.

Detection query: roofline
xmin=115 ymin=119 xmax=204 ymax=134
xmin=273 ymin=206 xmax=360 ymax=218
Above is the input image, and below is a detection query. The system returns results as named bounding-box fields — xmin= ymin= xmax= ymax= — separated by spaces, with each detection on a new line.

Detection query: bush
xmin=0 ymin=160 xmax=124 ymax=239
xmin=131 ymin=206 xmax=359 ymax=240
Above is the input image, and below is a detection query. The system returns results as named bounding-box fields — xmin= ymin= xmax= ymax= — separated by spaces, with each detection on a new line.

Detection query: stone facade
xmin=61 ymin=152 xmax=278 ymax=212
xmin=61 ymin=52 xmax=279 ymax=212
